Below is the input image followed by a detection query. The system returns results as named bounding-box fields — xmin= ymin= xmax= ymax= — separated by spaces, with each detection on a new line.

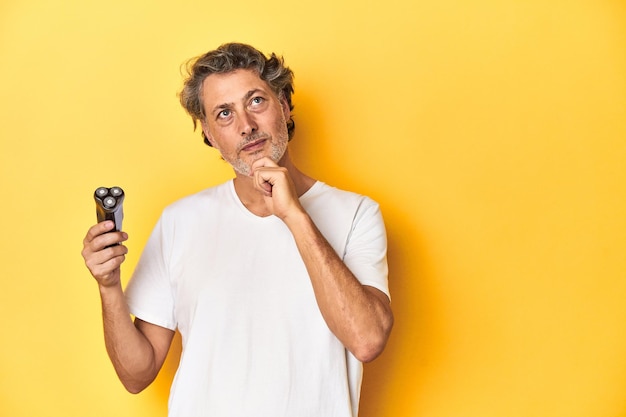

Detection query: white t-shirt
xmin=125 ymin=180 xmax=389 ymax=417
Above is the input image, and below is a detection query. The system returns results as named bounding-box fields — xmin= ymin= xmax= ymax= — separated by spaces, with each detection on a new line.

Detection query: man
xmin=82 ymin=43 xmax=393 ymax=417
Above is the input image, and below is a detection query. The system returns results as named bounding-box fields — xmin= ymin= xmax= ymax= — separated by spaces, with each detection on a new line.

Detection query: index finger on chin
xmin=251 ymin=157 xmax=278 ymax=172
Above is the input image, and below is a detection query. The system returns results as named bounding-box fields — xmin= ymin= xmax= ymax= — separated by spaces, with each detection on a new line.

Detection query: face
xmin=200 ymin=69 xmax=290 ymax=176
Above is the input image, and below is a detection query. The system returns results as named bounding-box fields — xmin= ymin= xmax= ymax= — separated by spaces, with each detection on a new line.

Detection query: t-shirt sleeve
xmin=124 ymin=214 xmax=177 ymax=330
xmin=343 ymin=198 xmax=390 ymax=300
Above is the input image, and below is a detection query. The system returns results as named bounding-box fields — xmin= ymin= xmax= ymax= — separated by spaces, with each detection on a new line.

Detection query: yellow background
xmin=1 ymin=0 xmax=625 ymax=416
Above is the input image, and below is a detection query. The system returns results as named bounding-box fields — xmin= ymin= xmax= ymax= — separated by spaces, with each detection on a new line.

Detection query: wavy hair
xmin=179 ymin=43 xmax=295 ymax=147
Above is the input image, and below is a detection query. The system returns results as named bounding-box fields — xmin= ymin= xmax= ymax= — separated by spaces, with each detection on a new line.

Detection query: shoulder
xmin=303 ymin=182 xmax=380 ymax=213
xmin=164 ymin=181 xmax=232 ymax=212
xmin=302 ymin=182 xmax=384 ymax=238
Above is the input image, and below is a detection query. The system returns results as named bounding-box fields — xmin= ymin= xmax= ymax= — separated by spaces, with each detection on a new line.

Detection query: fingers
xmin=249 ymin=158 xmax=306 ymax=220
xmin=84 ymin=241 xmax=128 ymax=269
xmin=254 ymin=173 xmax=274 ymax=196
xmin=251 ymin=158 xmax=279 ymax=195
xmin=250 ymin=157 xmax=278 ymax=171
xmin=85 ymin=248 xmax=127 ymax=285
xmin=84 ymin=221 xmax=116 ymax=244
xmin=83 ymin=222 xmax=127 ymax=250
xmin=82 ymin=221 xmax=129 ymax=286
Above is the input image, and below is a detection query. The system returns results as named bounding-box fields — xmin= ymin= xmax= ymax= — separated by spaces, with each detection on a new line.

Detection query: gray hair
xmin=179 ymin=43 xmax=295 ymax=147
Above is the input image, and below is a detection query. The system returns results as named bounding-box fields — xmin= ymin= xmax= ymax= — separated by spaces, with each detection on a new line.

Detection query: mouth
xmin=240 ymin=137 xmax=268 ymax=153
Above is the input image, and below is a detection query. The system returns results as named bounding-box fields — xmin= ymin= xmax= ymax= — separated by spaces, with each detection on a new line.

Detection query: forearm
xmin=99 ymin=283 xmax=160 ymax=393
xmin=285 ymin=212 xmax=393 ymax=362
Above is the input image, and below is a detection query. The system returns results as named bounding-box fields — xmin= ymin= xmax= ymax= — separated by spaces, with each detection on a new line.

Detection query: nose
xmin=239 ymin=111 xmax=257 ymax=137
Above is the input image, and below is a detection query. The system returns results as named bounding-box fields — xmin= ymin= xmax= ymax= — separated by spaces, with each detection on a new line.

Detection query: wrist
xmin=98 ymin=280 xmax=124 ymax=297
xmin=282 ymin=207 xmax=310 ymax=228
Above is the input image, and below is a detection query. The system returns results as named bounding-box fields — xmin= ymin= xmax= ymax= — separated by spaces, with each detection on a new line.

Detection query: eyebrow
xmin=210 ymin=89 xmax=265 ymax=116
xmin=244 ymin=88 xmax=263 ymax=102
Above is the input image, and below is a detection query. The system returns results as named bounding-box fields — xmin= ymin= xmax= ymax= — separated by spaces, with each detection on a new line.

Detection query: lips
xmin=240 ymin=137 xmax=268 ymax=152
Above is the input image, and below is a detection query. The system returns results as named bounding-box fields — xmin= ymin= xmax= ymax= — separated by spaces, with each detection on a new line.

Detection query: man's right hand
xmin=82 ymin=221 xmax=128 ymax=288
xmin=82 ymin=221 xmax=172 ymax=394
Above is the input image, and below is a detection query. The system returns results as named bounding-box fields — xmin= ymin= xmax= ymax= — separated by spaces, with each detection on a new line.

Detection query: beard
xmin=226 ymin=116 xmax=289 ymax=176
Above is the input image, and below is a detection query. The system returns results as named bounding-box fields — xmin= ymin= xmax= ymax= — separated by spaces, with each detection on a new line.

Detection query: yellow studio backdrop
xmin=1 ymin=0 xmax=625 ymax=416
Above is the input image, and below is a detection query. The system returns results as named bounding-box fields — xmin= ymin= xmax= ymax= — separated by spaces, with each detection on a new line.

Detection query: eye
xmin=251 ymin=96 xmax=265 ymax=106
xmin=217 ymin=109 xmax=231 ymax=119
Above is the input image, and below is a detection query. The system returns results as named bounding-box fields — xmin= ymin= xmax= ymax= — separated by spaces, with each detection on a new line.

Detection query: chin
xmin=230 ymin=141 xmax=288 ymax=175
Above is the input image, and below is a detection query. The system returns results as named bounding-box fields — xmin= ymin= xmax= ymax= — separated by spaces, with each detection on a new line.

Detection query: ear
xmin=279 ymin=95 xmax=291 ymax=119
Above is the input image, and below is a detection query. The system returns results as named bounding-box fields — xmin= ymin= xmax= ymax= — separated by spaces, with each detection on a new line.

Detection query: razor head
xmin=94 ymin=186 xmax=124 ymax=231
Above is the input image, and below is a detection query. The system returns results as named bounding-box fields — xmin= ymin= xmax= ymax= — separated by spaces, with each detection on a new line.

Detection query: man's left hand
xmin=251 ymin=157 xmax=304 ymax=220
